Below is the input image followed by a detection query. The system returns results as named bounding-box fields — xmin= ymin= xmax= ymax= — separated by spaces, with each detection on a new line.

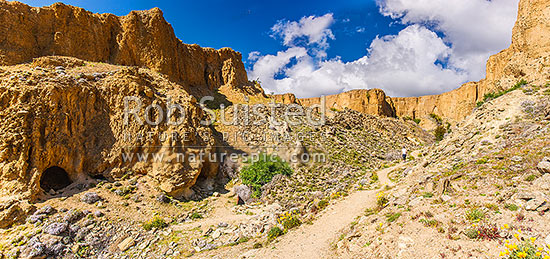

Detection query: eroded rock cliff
xmin=275 ymin=89 xmax=396 ymax=117
xmin=0 ymin=57 xmax=218 ymax=227
xmin=0 ymin=1 xmax=249 ymax=94
xmin=292 ymin=0 xmax=550 ymax=125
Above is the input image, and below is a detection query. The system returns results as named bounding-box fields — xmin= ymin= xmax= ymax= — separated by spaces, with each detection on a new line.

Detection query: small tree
xmin=434 ymin=125 xmax=446 ymax=141
xmin=240 ymin=154 xmax=292 ymax=197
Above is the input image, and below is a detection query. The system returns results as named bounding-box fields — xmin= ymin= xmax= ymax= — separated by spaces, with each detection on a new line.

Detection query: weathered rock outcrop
xmin=275 ymin=89 xmax=396 ymax=117
xmin=0 ymin=1 xmax=249 ymax=93
xmin=0 ymin=57 xmax=218 ymax=227
xmin=293 ymin=0 xmax=550 ymax=124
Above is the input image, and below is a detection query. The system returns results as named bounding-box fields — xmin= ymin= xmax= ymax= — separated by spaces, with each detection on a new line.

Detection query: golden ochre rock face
xmin=0 ymin=57 xmax=218 ymax=227
xmin=290 ymin=0 xmax=550 ymax=125
xmin=0 ymin=1 xmax=248 ymax=91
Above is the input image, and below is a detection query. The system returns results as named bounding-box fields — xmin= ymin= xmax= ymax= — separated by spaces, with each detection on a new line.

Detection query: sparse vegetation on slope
xmin=240 ymin=154 xmax=292 ymax=197
xmin=477 ymin=79 xmax=528 ymax=107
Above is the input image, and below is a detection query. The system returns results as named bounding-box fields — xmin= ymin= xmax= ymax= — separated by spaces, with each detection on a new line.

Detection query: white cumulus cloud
xmin=248 ymin=0 xmax=519 ymax=98
xmin=379 ymin=0 xmax=519 ymax=81
xmin=271 ymin=13 xmax=335 ymax=58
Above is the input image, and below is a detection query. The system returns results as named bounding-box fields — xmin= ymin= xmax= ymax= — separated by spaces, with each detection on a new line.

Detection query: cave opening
xmin=40 ymin=166 xmax=72 ymax=192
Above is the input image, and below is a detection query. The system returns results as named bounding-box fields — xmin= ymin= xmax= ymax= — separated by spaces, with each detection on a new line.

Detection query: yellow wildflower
xmin=536 ymin=252 xmax=542 ymax=257
xmin=530 ymin=237 xmax=537 ymax=243
xmin=509 ymin=244 xmax=518 ymax=251
xmin=516 ymin=251 xmax=527 ymax=258
xmin=538 ymin=247 xmax=544 ymax=252
xmin=503 ymin=224 xmax=509 ymax=229
xmin=514 ymin=234 xmax=520 ymax=240
xmin=518 ymin=229 xmax=522 ymax=233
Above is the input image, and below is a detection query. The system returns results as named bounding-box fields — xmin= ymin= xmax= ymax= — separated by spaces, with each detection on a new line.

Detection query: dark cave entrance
xmin=40 ymin=166 xmax=72 ymax=192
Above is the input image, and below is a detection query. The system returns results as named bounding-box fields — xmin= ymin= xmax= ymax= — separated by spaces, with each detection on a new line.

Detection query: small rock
xmin=536 ymin=202 xmax=550 ymax=212
xmin=118 ymin=237 xmax=135 ymax=252
xmin=441 ymin=194 xmax=452 ymax=202
xmin=525 ymin=199 xmax=545 ymax=211
xmin=93 ymin=210 xmax=104 ymax=217
xmin=35 ymin=205 xmax=55 ymax=215
xmin=234 ymin=185 xmax=252 ymax=205
xmin=81 ymin=192 xmax=101 ymax=204
xmin=212 ymin=192 xmax=220 ymax=197
xmin=44 ymin=222 xmax=68 ymax=236
xmin=63 ymin=209 xmax=84 ymax=223
xmin=511 ymin=156 xmax=523 ymax=162
xmin=212 ymin=229 xmax=221 ymax=239
xmin=156 ymin=193 xmax=170 ymax=203
xmin=514 ymin=192 xmax=536 ymax=201
xmin=28 ymin=237 xmax=46 ymax=257
xmin=218 ymin=222 xmax=228 ymax=228
xmin=537 ymin=157 xmax=550 ymax=174
xmin=49 ymin=242 xmax=66 ymax=256
xmin=27 ymin=214 xmax=46 ymax=224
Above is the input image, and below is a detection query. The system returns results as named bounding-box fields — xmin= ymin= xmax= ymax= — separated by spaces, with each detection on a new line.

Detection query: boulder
xmin=81 ymin=192 xmax=101 ymax=204
xmin=234 ymin=185 xmax=252 ymax=205
xmin=537 ymin=157 xmax=550 ymax=174
xmin=44 ymin=222 xmax=68 ymax=236
xmin=118 ymin=237 xmax=135 ymax=252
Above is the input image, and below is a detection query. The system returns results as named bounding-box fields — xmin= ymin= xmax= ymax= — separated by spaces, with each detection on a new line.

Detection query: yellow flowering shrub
xmin=499 ymin=230 xmax=550 ymax=259
xmin=376 ymin=192 xmax=388 ymax=208
xmin=277 ymin=210 xmax=301 ymax=230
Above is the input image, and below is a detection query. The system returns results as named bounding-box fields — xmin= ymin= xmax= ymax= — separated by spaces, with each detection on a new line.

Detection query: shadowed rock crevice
xmin=39 ymin=166 xmax=72 ymax=192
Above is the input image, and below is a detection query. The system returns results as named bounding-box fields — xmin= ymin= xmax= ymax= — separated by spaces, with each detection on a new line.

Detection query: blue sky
xmin=19 ymin=0 xmax=519 ymax=98
xmin=19 ymin=0 xmax=401 ymax=65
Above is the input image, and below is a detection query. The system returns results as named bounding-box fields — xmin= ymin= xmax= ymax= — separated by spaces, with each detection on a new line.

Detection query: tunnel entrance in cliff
xmin=40 ymin=166 xmax=72 ymax=192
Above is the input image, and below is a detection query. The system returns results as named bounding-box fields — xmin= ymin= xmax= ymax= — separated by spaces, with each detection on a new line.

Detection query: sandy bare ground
xmin=240 ymin=165 xmax=399 ymax=259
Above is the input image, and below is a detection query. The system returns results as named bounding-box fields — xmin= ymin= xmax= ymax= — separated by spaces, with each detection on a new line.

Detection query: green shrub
xmin=403 ymin=116 xmax=421 ymax=124
xmin=465 ymin=208 xmax=485 ymax=222
xmin=190 ymin=212 xmax=203 ymax=219
xmin=282 ymin=216 xmax=301 ymax=230
xmin=525 ymin=174 xmax=536 ymax=182
xmin=419 ymin=218 xmax=440 ymax=228
xmin=240 ymin=154 xmax=292 ymax=197
xmin=386 ymin=212 xmax=401 ymax=223
xmin=429 ymin=113 xmax=443 ymax=124
xmin=475 ymin=158 xmax=489 ymax=164
xmin=370 ymin=173 xmax=379 ymax=182
xmin=422 ymin=192 xmax=434 ymax=198
xmin=464 ymin=228 xmax=479 ymax=239
xmin=317 ymin=199 xmax=329 ymax=210
xmin=143 ymin=216 xmax=168 ymax=230
xmin=434 ymin=125 xmax=446 ymax=141
xmin=505 ymin=203 xmax=519 ymax=211
xmin=267 ymin=227 xmax=284 ymax=240
xmin=376 ymin=193 xmax=388 ymax=208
